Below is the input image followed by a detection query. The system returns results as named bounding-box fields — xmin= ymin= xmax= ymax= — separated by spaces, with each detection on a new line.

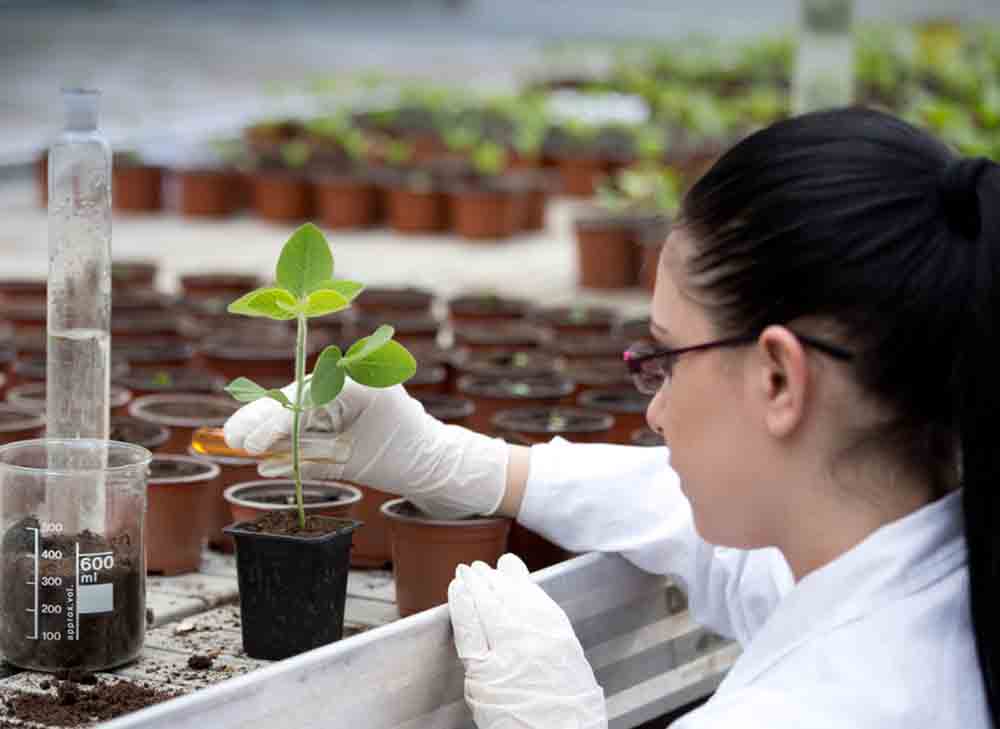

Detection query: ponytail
xmin=956 ymin=160 xmax=1000 ymax=728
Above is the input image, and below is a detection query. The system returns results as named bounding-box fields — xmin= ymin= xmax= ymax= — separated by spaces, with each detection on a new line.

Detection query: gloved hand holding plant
xmin=224 ymin=225 xmax=512 ymax=520
xmin=223 ymin=222 xmax=417 ymax=529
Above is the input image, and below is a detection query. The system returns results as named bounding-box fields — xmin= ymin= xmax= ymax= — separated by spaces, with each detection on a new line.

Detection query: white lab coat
xmin=517 ymin=438 xmax=988 ymax=728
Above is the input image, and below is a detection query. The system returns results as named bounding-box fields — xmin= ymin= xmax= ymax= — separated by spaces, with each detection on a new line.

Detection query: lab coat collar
xmin=718 ymin=490 xmax=966 ymax=693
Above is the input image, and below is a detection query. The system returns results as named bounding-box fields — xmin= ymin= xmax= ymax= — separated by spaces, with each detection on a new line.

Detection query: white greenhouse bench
xmin=103 ymin=553 xmax=738 ymax=729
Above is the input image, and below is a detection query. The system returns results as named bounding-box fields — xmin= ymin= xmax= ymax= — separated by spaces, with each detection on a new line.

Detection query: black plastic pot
xmin=224 ymin=516 xmax=362 ymax=660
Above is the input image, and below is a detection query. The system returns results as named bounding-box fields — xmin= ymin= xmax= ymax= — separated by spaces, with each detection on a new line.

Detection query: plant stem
xmin=292 ymin=313 xmax=308 ymax=530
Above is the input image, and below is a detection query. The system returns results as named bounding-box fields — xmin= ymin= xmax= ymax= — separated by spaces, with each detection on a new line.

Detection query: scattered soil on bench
xmin=0 ymin=677 xmax=178 ymax=727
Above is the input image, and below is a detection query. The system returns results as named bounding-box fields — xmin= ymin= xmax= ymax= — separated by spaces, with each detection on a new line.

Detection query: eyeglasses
xmin=623 ymin=332 xmax=854 ymax=394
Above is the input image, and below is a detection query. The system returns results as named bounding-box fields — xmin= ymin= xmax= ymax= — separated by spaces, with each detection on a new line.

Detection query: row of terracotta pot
xmin=35 ymin=153 xmax=552 ymax=241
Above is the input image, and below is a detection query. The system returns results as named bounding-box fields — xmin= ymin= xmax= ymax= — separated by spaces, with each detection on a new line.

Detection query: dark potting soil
xmin=0 ymin=679 xmax=178 ymax=727
xmin=148 ymin=458 xmax=213 ymax=481
xmin=494 ymin=407 xmax=613 ymax=434
xmin=108 ymin=417 xmax=169 ymax=450
xmin=247 ymin=492 xmax=338 ymax=507
xmin=0 ymin=518 xmax=144 ymax=673
xmin=143 ymin=399 xmax=238 ymax=421
xmin=239 ymin=511 xmax=354 ymax=538
xmin=186 ymin=654 xmax=213 ymax=670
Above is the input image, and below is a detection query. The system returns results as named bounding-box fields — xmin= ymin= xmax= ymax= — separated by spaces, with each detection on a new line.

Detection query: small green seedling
xmin=471 ymin=141 xmax=508 ymax=177
xmin=225 ymin=223 xmax=416 ymax=529
xmin=280 ymin=140 xmax=312 ymax=170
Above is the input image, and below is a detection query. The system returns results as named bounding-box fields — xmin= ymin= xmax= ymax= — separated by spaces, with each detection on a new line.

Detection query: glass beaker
xmin=0 ymin=439 xmax=150 ymax=672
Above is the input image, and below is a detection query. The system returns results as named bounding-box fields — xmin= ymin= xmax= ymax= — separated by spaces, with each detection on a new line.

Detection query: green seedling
xmin=225 ymin=223 xmax=416 ymax=529
xmin=386 ymin=139 xmax=414 ymax=167
xmin=443 ymin=124 xmax=481 ymax=154
xmin=471 ymin=141 xmax=508 ymax=177
xmin=151 ymin=371 xmax=173 ymax=387
xmin=280 ymin=140 xmax=312 ymax=170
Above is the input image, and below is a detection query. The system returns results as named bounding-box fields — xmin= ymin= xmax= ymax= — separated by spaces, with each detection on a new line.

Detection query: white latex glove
xmin=223 ymin=378 xmax=509 ymax=519
xmin=448 ymin=554 xmax=607 ymax=729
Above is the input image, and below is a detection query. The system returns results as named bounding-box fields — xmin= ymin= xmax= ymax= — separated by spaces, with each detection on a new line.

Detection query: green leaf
xmin=344 ymin=340 xmax=417 ymax=388
xmin=265 ymin=389 xmax=293 ymax=408
xmin=310 ymin=346 xmax=346 ymax=406
xmin=225 ymin=377 xmax=269 ymax=403
xmin=340 ymin=325 xmax=395 ymax=365
xmin=303 ymin=289 xmax=351 ymax=318
xmin=310 ymin=279 xmax=364 ymax=303
xmin=228 ymin=287 xmax=298 ymax=320
xmin=275 ymin=223 xmax=334 ymax=297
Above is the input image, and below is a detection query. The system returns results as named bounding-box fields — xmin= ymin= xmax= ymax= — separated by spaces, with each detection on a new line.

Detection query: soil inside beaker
xmin=0 ymin=677 xmax=178 ymax=727
xmin=0 ymin=517 xmax=144 ymax=673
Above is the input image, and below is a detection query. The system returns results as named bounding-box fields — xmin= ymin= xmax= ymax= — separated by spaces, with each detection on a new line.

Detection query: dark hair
xmin=679 ymin=107 xmax=999 ymax=725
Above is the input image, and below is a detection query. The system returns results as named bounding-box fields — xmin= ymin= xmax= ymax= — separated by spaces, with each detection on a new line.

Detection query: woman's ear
xmin=755 ymin=325 xmax=810 ymax=439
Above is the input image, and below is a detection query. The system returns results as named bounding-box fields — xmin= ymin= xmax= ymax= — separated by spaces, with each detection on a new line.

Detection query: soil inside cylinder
xmin=0 ymin=517 xmax=143 ymax=673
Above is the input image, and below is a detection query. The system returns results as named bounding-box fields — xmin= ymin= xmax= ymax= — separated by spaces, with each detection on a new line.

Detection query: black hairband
xmin=939 ymin=157 xmax=992 ymax=241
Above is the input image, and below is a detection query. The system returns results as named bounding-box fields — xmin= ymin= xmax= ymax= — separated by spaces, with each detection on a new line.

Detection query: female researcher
xmin=225 ymin=107 xmax=998 ymax=728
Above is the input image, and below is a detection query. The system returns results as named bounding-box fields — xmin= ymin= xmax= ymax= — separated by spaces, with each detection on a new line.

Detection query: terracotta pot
xmin=186 ymin=446 xmax=258 ymax=553
xmin=491 ymin=406 xmax=614 ymax=445
xmin=615 ymin=316 xmax=654 ymax=345
xmin=177 ymin=168 xmax=242 ymax=217
xmin=547 ymin=334 xmax=631 ymax=363
xmin=128 ymin=394 xmax=241 ymax=454
xmin=113 ymin=339 xmax=193 ymax=370
xmin=382 ymin=499 xmax=511 ymax=616
xmin=223 ymin=480 xmax=362 ymax=525
xmin=7 ymin=357 xmax=129 ymax=391
xmin=180 ymin=273 xmax=260 ymax=300
xmin=7 ymin=382 xmax=133 ymax=419
xmin=631 ymin=426 xmax=663 ymax=447
xmin=111 ymin=260 xmax=158 ymax=291
xmin=0 ymin=405 xmax=45 ymax=445
xmin=449 ymin=187 xmax=517 ymax=240
xmin=577 ymin=387 xmax=653 ymax=445
xmin=251 ymin=171 xmax=313 ymax=222
xmin=109 ymin=415 xmax=171 ymax=451
xmin=344 ymin=484 xmax=396 ymax=568
xmin=110 ymin=309 xmax=183 ymax=342
xmin=353 ymin=286 xmax=434 ymax=316
xmin=11 ymin=330 xmax=44 ymax=361
xmin=407 ymin=364 xmax=448 ymax=394
xmin=447 ymin=293 xmax=529 ymax=324
xmin=386 ymin=186 xmax=447 ymax=234
xmin=404 ymin=343 xmax=457 ymax=393
xmin=114 ymin=367 xmax=226 ymax=398
xmin=347 ymin=312 xmax=439 ymax=349
xmin=555 ymin=155 xmax=612 ymax=197
xmin=0 ymin=279 xmax=46 ymax=302
xmin=563 ymin=359 xmax=633 ymax=398
xmin=452 ymin=322 xmax=549 ymax=353
xmin=113 ymin=290 xmax=175 ymax=316
xmin=530 ymin=305 xmax=616 ymax=336
xmin=453 ymin=350 xmax=564 ymax=386
xmin=574 ymin=216 xmax=640 ymax=289
xmin=2 ymin=300 xmax=45 ymax=333
xmin=413 ymin=393 xmax=475 ymax=426
xmin=198 ymin=330 xmax=327 ymax=382
xmin=113 ymin=163 xmax=164 ymax=213
xmin=0 ymin=372 xmax=5 ymax=400
xmin=146 ymin=455 xmax=220 ymax=575
xmin=315 ymin=175 xmax=379 ymax=229
xmin=507 ymin=523 xmax=574 ymax=573
xmin=456 ymin=373 xmax=575 ymax=435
